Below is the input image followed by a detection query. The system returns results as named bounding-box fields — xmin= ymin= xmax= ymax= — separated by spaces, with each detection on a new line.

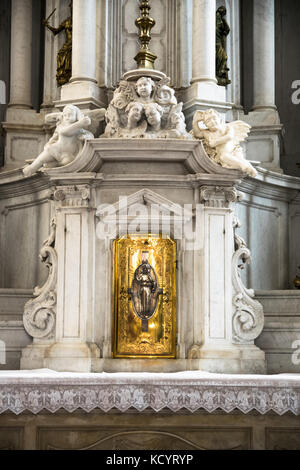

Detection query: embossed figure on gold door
xmin=129 ymin=252 xmax=163 ymax=332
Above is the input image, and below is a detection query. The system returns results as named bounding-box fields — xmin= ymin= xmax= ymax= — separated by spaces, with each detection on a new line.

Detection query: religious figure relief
xmin=43 ymin=2 xmax=72 ymax=87
xmin=128 ymin=252 xmax=163 ymax=332
xmin=191 ymin=109 xmax=257 ymax=177
xmin=103 ymin=75 xmax=192 ymax=140
xmin=216 ymin=6 xmax=231 ymax=87
xmin=23 ymin=105 xmax=105 ymax=177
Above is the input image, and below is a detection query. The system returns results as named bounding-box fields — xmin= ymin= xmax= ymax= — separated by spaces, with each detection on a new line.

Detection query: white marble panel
xmin=63 ymin=213 xmax=81 ymax=339
xmin=208 ymin=214 xmax=225 ymax=339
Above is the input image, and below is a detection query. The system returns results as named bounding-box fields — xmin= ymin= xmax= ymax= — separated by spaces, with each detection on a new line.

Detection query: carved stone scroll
xmin=232 ymin=218 xmax=264 ymax=344
xmin=23 ymin=218 xmax=57 ymax=340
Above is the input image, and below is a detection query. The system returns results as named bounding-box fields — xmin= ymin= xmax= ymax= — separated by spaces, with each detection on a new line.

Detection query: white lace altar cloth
xmin=0 ymin=370 xmax=300 ymax=416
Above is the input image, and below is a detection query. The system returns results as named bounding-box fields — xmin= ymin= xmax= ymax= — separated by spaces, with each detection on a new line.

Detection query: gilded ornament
xmin=216 ymin=6 xmax=231 ymax=87
xmin=134 ymin=0 xmax=157 ymax=69
xmin=43 ymin=2 xmax=73 ymax=86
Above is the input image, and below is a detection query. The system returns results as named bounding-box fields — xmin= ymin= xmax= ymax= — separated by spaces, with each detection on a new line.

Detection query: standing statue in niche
xmin=23 ymin=105 xmax=101 ymax=177
xmin=103 ymin=76 xmax=192 ymax=140
xmin=216 ymin=6 xmax=231 ymax=86
xmin=43 ymin=2 xmax=72 ymax=87
xmin=192 ymin=109 xmax=257 ymax=177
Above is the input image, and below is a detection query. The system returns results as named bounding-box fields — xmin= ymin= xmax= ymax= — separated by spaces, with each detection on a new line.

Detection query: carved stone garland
xmin=23 ymin=218 xmax=57 ymax=340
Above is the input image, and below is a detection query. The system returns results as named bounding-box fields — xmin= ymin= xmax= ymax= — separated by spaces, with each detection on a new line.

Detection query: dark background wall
xmin=32 ymin=0 xmax=45 ymax=111
xmin=241 ymin=0 xmax=254 ymax=115
xmin=241 ymin=0 xmax=300 ymax=177
xmin=275 ymin=0 xmax=300 ymax=177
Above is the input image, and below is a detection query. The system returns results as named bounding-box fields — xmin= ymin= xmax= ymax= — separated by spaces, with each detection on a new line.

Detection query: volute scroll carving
xmin=23 ymin=218 xmax=57 ymax=340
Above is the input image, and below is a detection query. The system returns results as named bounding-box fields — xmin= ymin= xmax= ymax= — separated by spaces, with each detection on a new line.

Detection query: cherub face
xmin=63 ymin=106 xmax=76 ymax=124
xmin=136 ymin=78 xmax=152 ymax=99
xmin=145 ymin=105 xmax=161 ymax=126
xmin=156 ymin=85 xmax=176 ymax=105
xmin=205 ymin=114 xmax=221 ymax=131
xmin=128 ymin=103 xmax=143 ymax=122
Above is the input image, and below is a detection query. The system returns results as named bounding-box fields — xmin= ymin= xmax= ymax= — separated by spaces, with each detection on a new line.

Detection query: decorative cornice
xmin=238 ymin=167 xmax=300 ymax=203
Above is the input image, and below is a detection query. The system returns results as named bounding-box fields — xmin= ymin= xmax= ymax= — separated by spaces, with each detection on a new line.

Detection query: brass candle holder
xmin=134 ymin=0 xmax=157 ymax=70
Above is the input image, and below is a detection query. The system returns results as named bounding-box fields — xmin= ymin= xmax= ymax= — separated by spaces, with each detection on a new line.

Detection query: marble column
xmin=191 ymin=0 xmax=217 ymax=85
xmin=182 ymin=0 xmax=229 ymax=129
xmin=241 ymin=0 xmax=282 ymax=172
xmin=4 ymin=0 xmax=45 ymax=169
xmin=252 ymin=0 xmax=276 ymax=111
xmin=71 ymin=0 xmax=97 ymax=84
xmin=9 ymin=0 xmax=32 ymax=109
xmin=59 ymin=0 xmax=105 ymax=109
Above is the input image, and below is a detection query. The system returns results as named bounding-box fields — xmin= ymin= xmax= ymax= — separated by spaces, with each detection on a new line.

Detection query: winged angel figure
xmin=192 ymin=109 xmax=257 ymax=177
xmin=23 ymin=105 xmax=105 ymax=177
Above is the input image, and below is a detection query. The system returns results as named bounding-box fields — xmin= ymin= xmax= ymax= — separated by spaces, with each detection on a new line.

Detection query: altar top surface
xmin=1 ymin=370 xmax=300 ymax=416
xmin=1 ymin=369 xmax=300 ymax=384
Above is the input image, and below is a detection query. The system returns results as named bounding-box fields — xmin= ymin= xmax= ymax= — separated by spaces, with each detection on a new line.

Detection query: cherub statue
xmin=23 ymin=105 xmax=101 ymax=177
xmin=103 ymin=75 xmax=191 ymax=140
xmin=192 ymin=109 xmax=257 ymax=177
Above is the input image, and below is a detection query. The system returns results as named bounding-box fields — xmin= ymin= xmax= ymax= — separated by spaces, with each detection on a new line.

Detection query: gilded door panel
xmin=113 ymin=236 xmax=176 ymax=358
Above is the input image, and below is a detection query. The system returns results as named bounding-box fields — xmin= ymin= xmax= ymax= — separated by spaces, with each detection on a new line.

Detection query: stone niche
xmin=20 ymin=136 xmax=266 ymax=374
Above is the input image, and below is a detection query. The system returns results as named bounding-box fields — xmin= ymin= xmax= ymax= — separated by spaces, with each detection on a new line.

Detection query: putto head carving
xmin=144 ymin=103 xmax=163 ymax=131
xmin=155 ymin=84 xmax=177 ymax=106
xmin=103 ymin=75 xmax=192 ymax=140
xmin=126 ymin=101 xmax=145 ymax=129
xmin=135 ymin=77 xmax=155 ymax=100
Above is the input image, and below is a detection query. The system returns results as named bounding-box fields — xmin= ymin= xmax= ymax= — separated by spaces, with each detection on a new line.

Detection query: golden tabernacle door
xmin=113 ymin=236 xmax=176 ymax=358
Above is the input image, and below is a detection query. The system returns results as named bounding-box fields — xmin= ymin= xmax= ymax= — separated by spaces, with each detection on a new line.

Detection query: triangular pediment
xmin=96 ymin=188 xmax=193 ymax=219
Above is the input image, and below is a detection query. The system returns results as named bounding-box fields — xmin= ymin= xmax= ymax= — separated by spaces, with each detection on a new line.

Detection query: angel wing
xmin=84 ymin=108 xmax=106 ymax=137
xmin=228 ymin=120 xmax=251 ymax=145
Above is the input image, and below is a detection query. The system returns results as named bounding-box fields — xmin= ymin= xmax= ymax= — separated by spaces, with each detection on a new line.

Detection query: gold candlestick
xmin=134 ymin=0 xmax=157 ymax=69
